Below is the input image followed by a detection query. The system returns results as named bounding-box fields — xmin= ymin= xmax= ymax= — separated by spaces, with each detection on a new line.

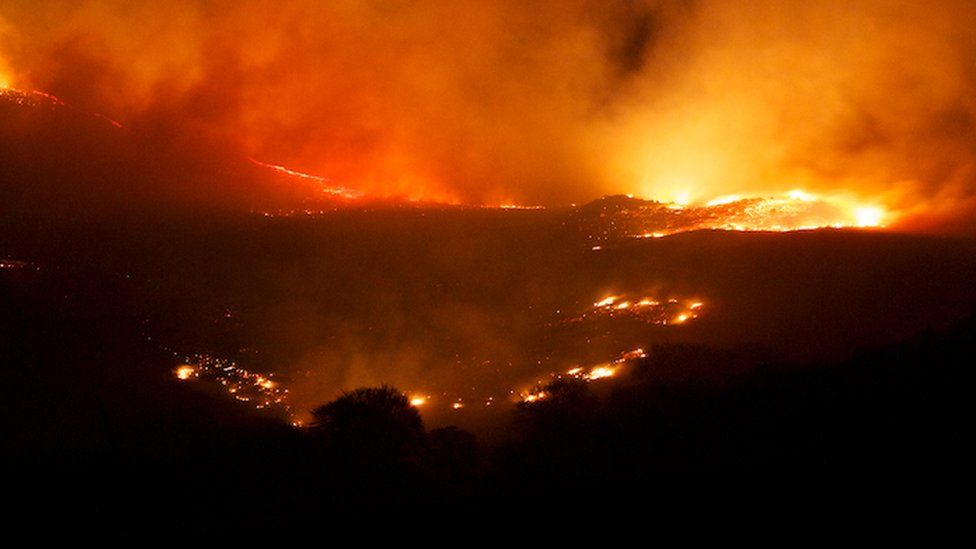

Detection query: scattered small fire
xmin=518 ymin=347 xmax=648 ymax=404
xmin=0 ymin=259 xmax=33 ymax=270
xmin=164 ymin=296 xmax=697 ymax=420
xmin=173 ymin=353 xmax=291 ymax=415
xmin=522 ymin=390 xmax=548 ymax=403
xmin=562 ymin=294 xmax=704 ymax=326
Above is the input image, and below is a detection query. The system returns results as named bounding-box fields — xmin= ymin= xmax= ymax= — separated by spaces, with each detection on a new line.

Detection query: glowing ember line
xmin=249 ymin=158 xmax=328 ymax=182
xmin=496 ymin=204 xmax=546 ymax=210
xmin=1 ymin=86 xmax=125 ymax=129
xmin=248 ymin=158 xmax=363 ymax=199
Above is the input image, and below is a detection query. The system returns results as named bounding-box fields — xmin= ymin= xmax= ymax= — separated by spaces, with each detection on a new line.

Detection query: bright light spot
xmin=588 ymin=366 xmax=616 ymax=380
xmin=674 ymin=313 xmax=690 ymax=324
xmin=617 ymin=348 xmax=647 ymax=362
xmin=410 ymin=396 xmax=428 ymax=407
xmin=452 ymin=401 xmax=464 ymax=410
xmin=786 ymin=189 xmax=817 ymax=201
xmin=175 ymin=365 xmax=196 ymax=380
xmin=594 ymin=296 xmax=618 ymax=307
xmin=854 ymin=206 xmax=884 ymax=227
xmin=706 ymin=194 xmax=742 ymax=207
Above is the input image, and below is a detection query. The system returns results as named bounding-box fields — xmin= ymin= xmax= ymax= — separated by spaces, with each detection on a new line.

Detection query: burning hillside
xmin=577 ymin=192 xmax=887 ymax=247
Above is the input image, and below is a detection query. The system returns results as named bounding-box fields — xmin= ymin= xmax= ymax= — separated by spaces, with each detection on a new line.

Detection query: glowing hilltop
xmin=577 ymin=191 xmax=888 ymax=247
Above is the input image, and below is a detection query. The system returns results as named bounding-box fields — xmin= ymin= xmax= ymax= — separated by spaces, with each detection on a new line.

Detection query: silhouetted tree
xmin=311 ymin=385 xmax=426 ymax=464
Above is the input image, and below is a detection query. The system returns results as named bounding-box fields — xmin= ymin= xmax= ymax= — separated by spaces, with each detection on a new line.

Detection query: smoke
xmin=2 ymin=1 xmax=975 ymax=231
xmin=601 ymin=0 xmax=976 ymax=232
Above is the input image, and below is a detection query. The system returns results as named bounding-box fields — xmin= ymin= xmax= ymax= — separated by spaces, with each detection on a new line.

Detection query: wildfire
xmin=587 ymin=366 xmax=616 ymax=380
xmin=519 ymin=348 xmax=648 ymax=404
xmin=496 ymin=204 xmax=546 ymax=210
xmin=854 ymin=206 xmax=885 ymax=228
xmin=172 ymin=353 xmax=291 ymax=414
xmin=249 ymin=158 xmax=363 ymax=200
xmin=1 ymin=85 xmax=124 ymax=128
xmin=580 ymin=191 xmax=891 ymax=246
xmin=0 ymin=259 xmax=33 ymax=270
xmin=522 ymin=391 xmax=548 ymax=403
xmin=561 ymin=294 xmax=704 ymax=326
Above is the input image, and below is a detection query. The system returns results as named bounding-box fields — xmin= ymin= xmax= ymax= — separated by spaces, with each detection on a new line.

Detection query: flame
xmin=706 ymin=194 xmax=743 ymax=207
xmin=170 ymin=353 xmax=291 ymax=415
xmin=0 ymin=60 xmax=12 ymax=89
xmin=585 ymin=190 xmax=893 ymax=244
xmin=249 ymin=158 xmax=363 ymax=200
xmin=520 ymin=347 xmax=648 ymax=404
xmin=568 ymin=294 xmax=704 ymax=326
xmin=587 ymin=366 xmax=616 ymax=380
xmin=854 ymin=206 xmax=885 ymax=228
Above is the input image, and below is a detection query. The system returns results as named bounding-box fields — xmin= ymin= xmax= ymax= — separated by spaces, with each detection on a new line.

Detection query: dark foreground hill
xmin=3 ymin=254 xmax=974 ymax=519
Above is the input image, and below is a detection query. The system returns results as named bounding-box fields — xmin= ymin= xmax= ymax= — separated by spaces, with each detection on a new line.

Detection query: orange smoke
xmin=1 ymin=1 xmax=975 ymax=232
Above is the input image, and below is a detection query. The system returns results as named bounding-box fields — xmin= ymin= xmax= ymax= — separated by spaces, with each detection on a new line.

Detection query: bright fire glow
xmin=587 ymin=366 xmax=616 ymax=380
xmin=172 ymin=353 xmax=290 ymax=415
xmin=250 ymin=158 xmax=363 ymax=200
xmin=565 ymin=294 xmax=704 ymax=326
xmin=854 ymin=206 xmax=885 ymax=227
xmin=580 ymin=191 xmax=892 ymax=246
xmin=519 ymin=348 xmax=648 ymax=404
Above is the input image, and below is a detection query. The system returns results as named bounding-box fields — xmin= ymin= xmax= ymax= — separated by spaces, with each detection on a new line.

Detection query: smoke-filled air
xmin=5 ymin=1 xmax=976 ymax=518
xmin=2 ymin=0 xmax=975 ymax=232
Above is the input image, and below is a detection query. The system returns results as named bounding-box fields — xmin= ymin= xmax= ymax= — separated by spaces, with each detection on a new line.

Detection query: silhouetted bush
xmin=311 ymin=385 xmax=426 ymax=463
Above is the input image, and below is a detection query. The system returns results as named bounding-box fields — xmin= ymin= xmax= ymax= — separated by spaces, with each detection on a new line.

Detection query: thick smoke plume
xmin=2 ymin=1 xmax=975 ymax=231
